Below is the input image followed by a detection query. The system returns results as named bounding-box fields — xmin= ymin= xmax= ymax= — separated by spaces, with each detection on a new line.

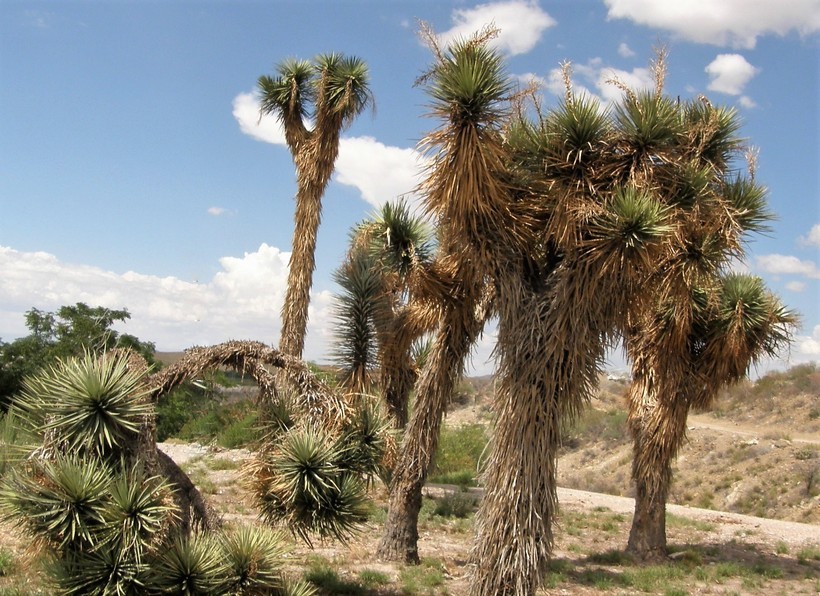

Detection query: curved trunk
xmin=625 ymin=365 xmax=690 ymax=561
xmin=156 ymin=449 xmax=221 ymax=534
xmin=377 ymin=304 xmax=484 ymax=562
xmin=279 ymin=133 xmax=341 ymax=361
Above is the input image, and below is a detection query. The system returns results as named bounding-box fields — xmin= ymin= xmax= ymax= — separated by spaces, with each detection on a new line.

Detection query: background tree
xmin=596 ymin=65 xmax=798 ymax=560
xmin=376 ymin=26 xmax=512 ymax=562
xmin=0 ymin=303 xmax=155 ymax=410
xmin=258 ymin=54 xmax=373 ymax=361
xmin=331 ymin=200 xmax=435 ymax=427
xmin=626 ymin=278 xmax=795 ymax=559
xmin=469 ymin=75 xmax=674 ymax=595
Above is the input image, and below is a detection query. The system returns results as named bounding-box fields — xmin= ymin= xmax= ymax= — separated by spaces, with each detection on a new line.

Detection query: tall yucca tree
xmin=605 ymin=64 xmax=795 ymax=559
xmin=376 ymin=28 xmax=511 ymax=562
xmin=471 ymin=85 xmax=675 ymax=594
xmin=258 ymin=54 xmax=373 ymax=361
xmin=331 ymin=200 xmax=435 ymax=427
xmin=626 ymin=274 xmax=795 ymax=560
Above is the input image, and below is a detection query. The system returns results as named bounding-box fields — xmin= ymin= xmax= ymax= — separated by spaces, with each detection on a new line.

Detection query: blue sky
xmin=1 ymin=0 xmax=818 ymax=375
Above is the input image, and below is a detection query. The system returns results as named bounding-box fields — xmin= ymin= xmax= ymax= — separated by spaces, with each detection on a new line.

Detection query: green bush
xmin=432 ymin=490 xmax=476 ymax=518
xmin=428 ymin=424 xmax=489 ymax=487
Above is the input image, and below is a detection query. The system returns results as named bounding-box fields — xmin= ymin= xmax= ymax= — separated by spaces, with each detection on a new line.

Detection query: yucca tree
xmin=331 ymin=200 xmax=435 ymax=427
xmin=626 ymin=276 xmax=795 ymax=559
xmin=0 ymin=353 xmax=179 ymax=595
xmin=1 ymin=345 xmax=365 ymax=594
xmin=470 ymin=81 xmax=680 ymax=594
xmin=146 ymin=339 xmax=391 ymax=543
xmin=603 ymin=68 xmax=796 ymax=560
xmin=258 ymin=54 xmax=374 ymax=362
xmin=376 ymin=28 xmax=511 ymax=563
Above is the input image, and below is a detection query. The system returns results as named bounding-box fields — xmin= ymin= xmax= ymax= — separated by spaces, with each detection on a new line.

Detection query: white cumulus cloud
xmin=617 ymin=42 xmax=636 ymax=58
xmin=756 ymin=253 xmax=820 ymax=279
xmin=799 ymin=223 xmax=820 ymax=247
xmin=0 ymin=245 xmax=337 ymax=364
xmin=705 ymin=54 xmax=759 ymax=95
xmin=604 ymin=0 xmax=820 ymax=49
xmin=798 ymin=325 xmax=820 ymax=356
xmin=437 ymin=0 xmax=556 ymax=56
xmin=335 ymin=136 xmax=425 ymax=209
xmin=232 ymin=92 xmax=286 ymax=146
xmin=232 ymin=94 xmax=426 ymax=210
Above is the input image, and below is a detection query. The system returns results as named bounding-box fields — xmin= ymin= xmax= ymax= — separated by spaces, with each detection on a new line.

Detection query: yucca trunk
xmin=279 ymin=137 xmax=341 ymax=360
xmin=626 ymin=363 xmax=690 ymax=560
xmin=377 ymin=305 xmax=433 ymax=429
xmin=377 ymin=301 xmax=484 ymax=562
xmin=378 ymin=335 xmax=416 ymax=429
xmin=471 ymin=263 xmax=609 ymax=595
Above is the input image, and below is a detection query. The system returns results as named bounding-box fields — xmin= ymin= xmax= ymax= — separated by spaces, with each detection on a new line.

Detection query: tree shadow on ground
xmin=544 ymin=540 xmax=819 ymax=593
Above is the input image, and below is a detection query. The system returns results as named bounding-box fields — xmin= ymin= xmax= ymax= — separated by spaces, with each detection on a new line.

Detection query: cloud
xmin=335 ymin=137 xmax=425 ymax=209
xmin=798 ymin=223 xmax=820 ymax=247
xmin=207 ymin=207 xmax=229 ymax=216
xmin=233 ymin=93 xmax=426 ymax=210
xmin=232 ymin=92 xmax=286 ymax=145
xmin=0 ymin=245 xmax=337 ymax=364
xmin=756 ymin=254 xmax=820 ymax=279
xmin=437 ymin=0 xmax=556 ymax=56
xmin=618 ymin=42 xmax=636 ymax=58
xmin=797 ymin=325 xmax=820 ymax=357
xmin=738 ymin=96 xmax=757 ymax=109
xmin=705 ymin=54 xmax=759 ymax=95
xmin=604 ymin=0 xmax=820 ymax=49
xmin=785 ymin=281 xmax=807 ymax=292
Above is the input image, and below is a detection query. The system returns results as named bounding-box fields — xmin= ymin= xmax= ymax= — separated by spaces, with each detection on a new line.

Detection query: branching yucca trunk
xmin=377 ymin=301 xmax=484 ymax=562
xmin=279 ymin=139 xmax=340 ymax=360
xmin=472 ymin=263 xmax=609 ymax=595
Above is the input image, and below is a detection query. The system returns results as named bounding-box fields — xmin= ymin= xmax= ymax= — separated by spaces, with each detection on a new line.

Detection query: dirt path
xmin=163 ymin=441 xmax=818 ymax=551
xmin=686 ymin=413 xmax=820 ymax=445
xmin=556 ymin=486 xmax=819 ymax=548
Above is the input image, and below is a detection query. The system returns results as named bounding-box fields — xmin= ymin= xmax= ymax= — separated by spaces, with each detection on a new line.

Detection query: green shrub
xmin=0 ymin=548 xmax=14 ymax=576
xmin=429 ymin=424 xmax=489 ymax=487
xmin=432 ymin=490 xmax=476 ymax=518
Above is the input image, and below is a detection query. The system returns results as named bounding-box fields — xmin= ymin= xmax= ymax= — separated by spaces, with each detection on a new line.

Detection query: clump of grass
xmin=432 ymin=490 xmax=476 ymax=518
xmin=358 ymin=569 xmax=390 ymax=589
xmin=0 ymin=548 xmax=15 ymax=576
xmin=203 ymin=456 xmax=242 ymax=471
xmin=797 ymin=544 xmax=820 ymax=563
xmin=586 ymin=549 xmax=632 ymax=565
xmin=622 ymin=564 xmax=688 ymax=592
xmin=399 ymin=558 xmax=445 ymax=593
xmin=304 ymin=557 xmax=368 ymax=594
xmin=666 ymin=512 xmax=715 ymax=532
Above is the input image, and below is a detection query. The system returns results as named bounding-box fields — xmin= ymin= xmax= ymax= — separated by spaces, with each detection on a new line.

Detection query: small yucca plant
xmin=13 ymin=351 xmax=151 ymax=459
xmin=103 ymin=463 xmax=177 ymax=560
xmin=253 ymin=425 xmax=371 ymax=544
xmin=218 ymin=525 xmax=290 ymax=595
xmin=145 ymin=535 xmax=224 ymax=595
xmin=333 ymin=398 xmax=391 ymax=482
xmin=0 ymin=454 xmax=111 ymax=553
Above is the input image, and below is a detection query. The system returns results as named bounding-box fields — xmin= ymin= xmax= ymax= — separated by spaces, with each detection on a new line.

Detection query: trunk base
xmin=627 ymin=481 xmax=668 ymax=562
xmin=376 ymin=486 xmax=422 ymax=564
